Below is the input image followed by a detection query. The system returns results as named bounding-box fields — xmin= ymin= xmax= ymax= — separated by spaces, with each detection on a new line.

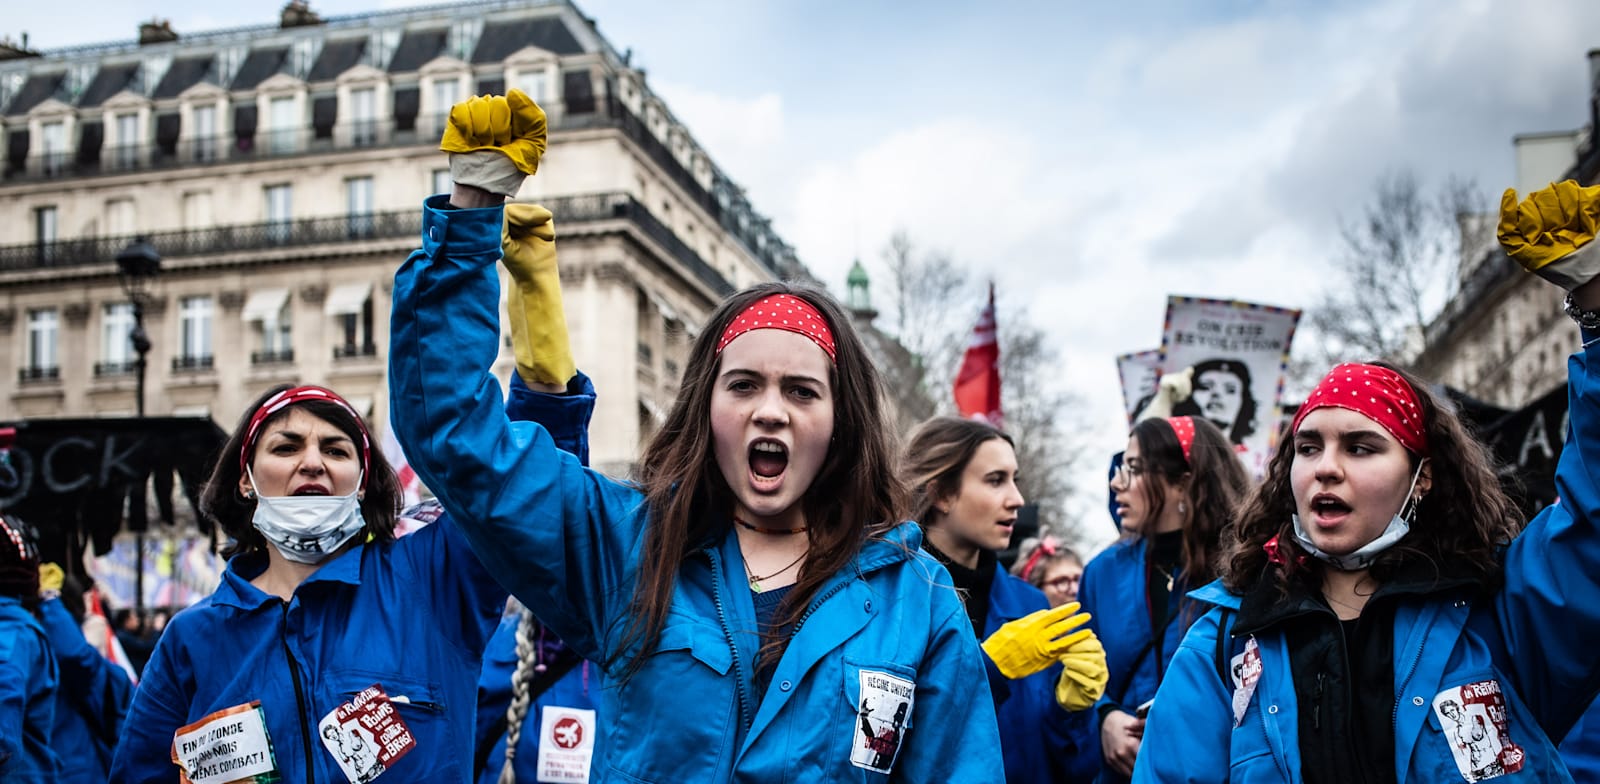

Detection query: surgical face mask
xmin=247 ymin=467 xmax=366 ymax=564
xmin=1292 ymin=458 xmax=1427 ymax=572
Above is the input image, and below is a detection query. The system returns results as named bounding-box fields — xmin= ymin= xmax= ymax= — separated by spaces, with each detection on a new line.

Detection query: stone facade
xmin=0 ymin=0 xmax=811 ymax=479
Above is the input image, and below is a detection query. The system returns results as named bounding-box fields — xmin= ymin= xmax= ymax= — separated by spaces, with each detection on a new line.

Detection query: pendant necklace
xmin=742 ymin=548 xmax=807 ymax=593
xmin=1154 ymin=562 xmax=1176 ymax=593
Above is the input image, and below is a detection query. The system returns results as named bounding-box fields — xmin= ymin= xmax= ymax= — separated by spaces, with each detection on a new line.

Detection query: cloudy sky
xmin=11 ymin=0 xmax=1600 ymax=547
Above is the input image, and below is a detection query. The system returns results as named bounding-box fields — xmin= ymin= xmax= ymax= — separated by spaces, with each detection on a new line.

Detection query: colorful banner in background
xmin=1115 ymin=349 xmax=1162 ymax=425
xmin=89 ymin=533 xmax=224 ymax=612
xmin=1158 ymin=296 xmax=1301 ymax=477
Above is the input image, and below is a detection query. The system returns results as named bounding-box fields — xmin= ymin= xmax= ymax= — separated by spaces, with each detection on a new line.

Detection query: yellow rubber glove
xmin=1055 ymin=634 xmax=1109 ymax=711
xmin=981 ymin=601 xmax=1093 ymax=680
xmin=1499 ymin=180 xmax=1600 ymax=291
xmin=439 ymin=89 xmax=548 ymax=197
xmin=39 ymin=562 xmax=64 ymax=594
xmin=503 ymin=203 xmax=575 ymax=388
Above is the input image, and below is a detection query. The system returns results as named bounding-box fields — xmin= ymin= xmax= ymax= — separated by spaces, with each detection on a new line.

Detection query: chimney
xmin=281 ymin=0 xmax=324 ymax=29
xmin=0 ymin=32 xmax=40 ymax=61
xmin=139 ymin=19 xmax=178 ymax=45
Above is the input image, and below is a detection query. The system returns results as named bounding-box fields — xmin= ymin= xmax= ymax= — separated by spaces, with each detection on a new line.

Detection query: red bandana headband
xmin=240 ymin=386 xmax=373 ymax=489
xmin=1019 ymin=536 xmax=1060 ymax=581
xmin=1167 ymin=416 xmax=1196 ymax=465
xmin=1291 ymin=363 xmax=1429 ymax=455
xmin=716 ymin=293 xmax=836 ymax=362
xmin=0 ymin=515 xmax=28 ymax=562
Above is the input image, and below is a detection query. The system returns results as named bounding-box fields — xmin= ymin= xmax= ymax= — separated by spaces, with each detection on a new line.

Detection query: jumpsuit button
xmin=864 ymin=599 xmax=872 ymax=612
xmin=428 ymin=226 xmax=438 ymax=241
xmin=779 ymin=680 xmax=792 ymax=692
xmin=1413 ymin=696 xmax=1425 ymax=706
xmin=1267 ymin=705 xmax=1279 ymax=714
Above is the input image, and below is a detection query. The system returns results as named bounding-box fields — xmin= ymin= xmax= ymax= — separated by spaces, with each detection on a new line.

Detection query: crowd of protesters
xmin=7 ymin=90 xmax=1600 ymax=784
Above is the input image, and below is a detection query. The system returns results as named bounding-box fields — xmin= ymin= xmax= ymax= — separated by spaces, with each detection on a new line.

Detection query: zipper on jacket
xmin=281 ymin=601 xmax=316 ymax=784
xmin=707 ymin=550 xmax=753 ymax=732
xmin=1312 ymin=672 xmax=1325 ymax=731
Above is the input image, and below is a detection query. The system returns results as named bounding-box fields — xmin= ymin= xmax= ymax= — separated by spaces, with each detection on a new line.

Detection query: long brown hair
xmin=1128 ymin=416 xmax=1246 ymax=588
xmin=201 ymin=384 xmax=402 ymax=559
xmin=621 ymin=282 xmax=909 ymax=679
xmin=1221 ymin=362 xmax=1521 ymax=594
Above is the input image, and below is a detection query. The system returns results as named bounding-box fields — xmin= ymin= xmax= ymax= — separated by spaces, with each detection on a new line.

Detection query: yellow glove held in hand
xmin=439 ymin=90 xmax=548 ymax=197
xmin=1498 ymin=180 xmax=1600 ymax=291
xmin=39 ymin=562 xmax=64 ymax=594
xmin=981 ymin=601 xmax=1094 ymax=680
xmin=503 ymin=203 xmax=575 ymax=388
xmin=1055 ymin=634 xmax=1108 ymax=711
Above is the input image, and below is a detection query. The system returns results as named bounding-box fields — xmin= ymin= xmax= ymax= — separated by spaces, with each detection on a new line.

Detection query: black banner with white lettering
xmin=0 ymin=417 xmax=225 ymax=564
xmin=1473 ymin=385 xmax=1566 ymax=518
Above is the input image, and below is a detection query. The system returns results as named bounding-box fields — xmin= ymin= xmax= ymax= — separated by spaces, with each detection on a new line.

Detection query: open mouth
xmin=1310 ymin=494 xmax=1351 ymax=524
xmin=293 ymin=484 xmax=331 ymax=496
xmin=748 ymin=440 xmax=789 ymax=483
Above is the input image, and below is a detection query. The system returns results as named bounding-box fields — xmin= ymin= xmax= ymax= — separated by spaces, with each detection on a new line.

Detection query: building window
xmin=182 ymin=190 xmax=213 ymax=230
xmin=23 ymin=308 xmax=59 ymax=381
xmin=268 ymin=96 xmax=297 ymax=155
xmin=97 ymin=302 xmax=135 ymax=376
xmin=265 ymin=184 xmax=292 ymax=242
xmin=243 ymin=288 xmax=292 ymax=364
xmin=326 ymin=282 xmax=375 ymax=359
xmin=39 ymin=121 xmax=66 ymax=176
xmin=106 ymin=198 xmax=136 ymax=237
xmin=432 ymin=168 xmax=451 ymax=197
xmin=192 ymin=104 xmax=217 ymax=162
xmin=350 ymin=87 xmax=376 ymax=146
xmin=346 ymin=176 xmax=374 ymax=237
xmin=431 ymin=78 xmax=458 ymax=134
xmin=514 ymin=70 xmax=548 ymax=104
xmin=34 ymin=206 xmax=56 ymax=263
xmin=114 ymin=113 xmax=139 ymax=170
xmin=176 ymin=295 xmax=213 ymax=370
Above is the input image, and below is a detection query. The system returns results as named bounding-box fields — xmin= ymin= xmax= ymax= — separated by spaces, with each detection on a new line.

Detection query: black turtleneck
xmin=1146 ymin=529 xmax=1184 ymax=634
xmin=924 ymin=541 xmax=995 ymax=636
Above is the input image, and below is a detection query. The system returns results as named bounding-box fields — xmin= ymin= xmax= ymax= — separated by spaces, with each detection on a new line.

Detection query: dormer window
xmin=39 ymin=121 xmax=66 ymax=176
xmin=431 ymin=78 xmax=458 ymax=135
xmin=114 ymin=112 xmax=139 ymax=169
xmin=350 ymin=87 xmax=376 ymax=146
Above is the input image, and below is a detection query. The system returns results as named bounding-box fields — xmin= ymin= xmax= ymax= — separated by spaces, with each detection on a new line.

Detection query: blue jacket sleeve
xmin=1496 ymin=334 xmax=1600 ymax=737
xmin=109 ymin=633 xmax=189 ymax=784
xmin=38 ymin=597 xmax=131 ymax=746
xmin=389 ymin=196 xmax=647 ymax=664
xmin=896 ymin=602 xmax=1007 ymax=781
xmin=1130 ymin=607 xmax=1232 ymax=784
xmin=506 ymin=371 xmax=595 ymax=467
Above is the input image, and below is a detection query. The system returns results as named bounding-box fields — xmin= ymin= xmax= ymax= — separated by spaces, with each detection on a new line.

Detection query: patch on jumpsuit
xmin=1431 ymin=679 xmax=1526 ymax=781
xmin=1231 ymin=636 xmax=1262 ymax=726
xmin=851 ymin=670 xmax=915 ymax=774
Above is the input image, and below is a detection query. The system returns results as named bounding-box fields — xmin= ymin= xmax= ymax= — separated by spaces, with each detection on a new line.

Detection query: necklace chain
xmin=741 ymin=548 xmax=807 ymax=593
xmin=734 ymin=517 xmax=808 ymax=535
xmin=1153 ymin=562 xmax=1176 ymax=593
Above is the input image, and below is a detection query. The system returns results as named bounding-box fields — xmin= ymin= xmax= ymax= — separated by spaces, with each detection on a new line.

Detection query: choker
xmin=735 ymin=517 xmax=808 ymax=536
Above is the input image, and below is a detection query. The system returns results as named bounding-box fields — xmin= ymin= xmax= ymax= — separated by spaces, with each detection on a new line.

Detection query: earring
xmin=242 ymin=489 xmax=254 ymax=500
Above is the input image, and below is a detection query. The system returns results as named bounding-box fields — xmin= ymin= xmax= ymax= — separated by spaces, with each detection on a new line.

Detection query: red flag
xmin=954 ymin=284 xmax=1002 ymax=426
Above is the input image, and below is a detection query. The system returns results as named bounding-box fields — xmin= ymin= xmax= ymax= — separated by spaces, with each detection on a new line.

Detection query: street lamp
xmin=116 ymin=237 xmax=160 ymax=619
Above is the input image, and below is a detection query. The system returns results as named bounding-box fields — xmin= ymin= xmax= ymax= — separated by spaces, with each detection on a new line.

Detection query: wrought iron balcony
xmin=171 ymin=355 xmax=214 ymax=372
xmin=17 ymin=365 xmax=59 ymax=382
xmin=333 ymin=343 xmax=378 ymax=360
xmin=0 ymin=192 xmax=733 ymax=296
xmin=251 ymin=349 xmax=295 ymax=365
xmin=94 ymin=360 xmax=137 ymax=376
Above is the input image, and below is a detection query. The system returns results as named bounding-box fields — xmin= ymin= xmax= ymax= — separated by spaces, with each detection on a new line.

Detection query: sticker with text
xmin=170 ymin=701 xmax=278 ymax=784
xmin=1231 ymin=636 xmax=1262 ymax=727
xmin=851 ymin=669 xmax=916 ymax=774
xmin=1432 ymin=679 xmax=1525 ymax=781
xmin=318 ymin=685 xmax=417 ymax=783
xmin=535 ymin=706 xmax=597 ymax=783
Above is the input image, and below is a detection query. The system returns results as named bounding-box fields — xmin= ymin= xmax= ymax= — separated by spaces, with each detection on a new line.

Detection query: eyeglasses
xmin=1112 ymin=459 xmax=1146 ymax=485
xmin=1043 ymin=575 xmax=1080 ymax=592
